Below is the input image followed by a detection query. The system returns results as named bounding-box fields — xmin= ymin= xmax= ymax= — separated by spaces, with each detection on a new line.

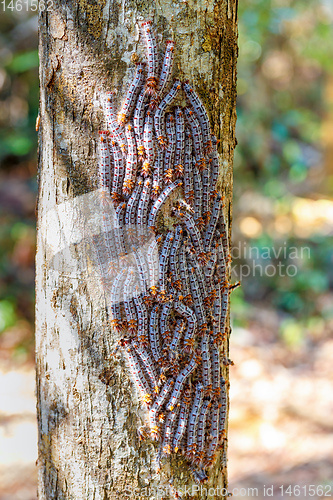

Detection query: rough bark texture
xmin=36 ymin=1 xmax=238 ymax=499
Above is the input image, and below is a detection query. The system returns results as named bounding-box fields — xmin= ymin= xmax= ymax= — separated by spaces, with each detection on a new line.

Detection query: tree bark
xmin=36 ymin=1 xmax=238 ymax=499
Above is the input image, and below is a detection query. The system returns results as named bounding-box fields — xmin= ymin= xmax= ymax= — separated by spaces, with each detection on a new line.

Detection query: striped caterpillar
xmin=123 ymin=122 xmax=137 ymax=196
xmin=158 ymin=40 xmax=175 ymax=96
xmin=141 ymin=21 xmax=159 ymax=95
xmin=118 ymin=63 xmax=146 ymax=124
xmin=183 ymin=81 xmax=212 ymax=153
xmin=95 ymin=20 xmax=231 ymax=479
xmin=154 ymin=80 xmax=182 ymax=148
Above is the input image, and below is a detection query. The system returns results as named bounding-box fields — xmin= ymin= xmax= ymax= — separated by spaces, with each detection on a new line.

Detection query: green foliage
xmin=0 ymin=300 xmax=16 ymax=332
xmin=6 ymin=49 xmax=38 ymax=73
xmin=0 ymin=12 xmax=39 ymax=162
xmin=234 ymin=0 xmax=333 ymax=337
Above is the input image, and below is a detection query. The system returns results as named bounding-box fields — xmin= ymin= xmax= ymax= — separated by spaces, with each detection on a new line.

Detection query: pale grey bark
xmin=36 ymin=1 xmax=238 ymax=498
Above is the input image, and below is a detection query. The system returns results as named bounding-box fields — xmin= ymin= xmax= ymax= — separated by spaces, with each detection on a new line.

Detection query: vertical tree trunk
xmin=36 ymin=1 xmax=238 ymax=499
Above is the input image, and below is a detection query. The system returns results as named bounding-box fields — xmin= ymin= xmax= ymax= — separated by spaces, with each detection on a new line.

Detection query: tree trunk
xmin=36 ymin=1 xmax=238 ymax=499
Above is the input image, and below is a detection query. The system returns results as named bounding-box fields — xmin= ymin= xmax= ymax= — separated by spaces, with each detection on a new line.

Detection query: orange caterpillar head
xmin=163 ymin=444 xmax=172 ymax=455
xmin=197 ymin=158 xmax=207 ymax=172
xmin=117 ymin=112 xmax=127 ymax=124
xmin=122 ymin=179 xmax=135 ymax=196
xmin=157 ymin=136 xmax=167 ymax=149
xmin=137 ymin=144 xmax=145 ymax=158
xmin=198 ymin=252 xmax=208 ymax=266
xmin=151 ymin=185 xmax=161 ymax=200
xmin=141 ymin=393 xmax=152 ymax=406
xmin=164 ymin=168 xmax=173 ymax=184
xmin=111 ymin=192 xmax=123 ymax=204
xmin=174 ymin=164 xmax=184 ymax=178
xmin=141 ymin=161 xmax=152 ymax=178
xmin=195 ymin=216 xmax=205 ymax=231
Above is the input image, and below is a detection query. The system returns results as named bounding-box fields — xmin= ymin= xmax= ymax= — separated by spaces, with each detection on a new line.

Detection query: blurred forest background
xmin=0 ymin=1 xmax=332 ymax=499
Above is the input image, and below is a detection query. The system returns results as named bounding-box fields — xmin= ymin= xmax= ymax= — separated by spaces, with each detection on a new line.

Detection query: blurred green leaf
xmin=0 ymin=300 xmax=16 ymax=332
xmin=280 ymin=318 xmax=304 ymax=348
xmin=7 ymin=50 xmax=38 ymax=73
xmin=289 ymin=162 xmax=308 ymax=183
xmin=2 ymin=134 xmax=33 ymax=156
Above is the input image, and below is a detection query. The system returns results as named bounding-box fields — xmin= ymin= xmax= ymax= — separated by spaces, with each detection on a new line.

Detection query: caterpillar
xmin=174 ymin=106 xmax=185 ymax=178
xmin=169 ymin=225 xmax=183 ymax=291
xmin=114 ymin=201 xmax=126 ymax=228
xmin=123 ymin=341 xmax=153 ymax=405
xmin=184 ymin=107 xmax=206 ymax=172
xmin=186 ymin=246 xmax=210 ymax=307
xmin=195 ymin=399 xmax=211 ymax=464
xmin=149 ymin=304 xmax=163 ymax=364
xmin=133 ymin=287 xmax=149 ymax=346
xmin=110 ymin=138 xmax=125 ymax=203
xmin=147 ymin=237 xmax=160 ymax=295
xmin=160 ymin=301 xmax=173 ymax=343
xmin=183 ymin=128 xmax=194 ymax=204
xmin=174 ymin=300 xmax=197 ymax=353
xmin=205 ymin=244 xmax=218 ymax=279
xmin=154 ymin=80 xmax=182 ymax=148
xmin=137 ymin=177 xmax=152 ymax=225
xmin=158 ymin=231 xmax=174 ymax=300
xmin=124 ymin=177 xmax=144 ymax=226
xmin=118 ymin=63 xmax=146 ymax=124
xmin=142 ymin=110 xmax=156 ymax=177
xmin=103 ymin=92 xmax=127 ymax=154
xmin=166 ymin=355 xmax=197 ymax=411
xmin=204 ymin=194 xmax=222 ymax=252
xmin=123 ymin=268 xmax=138 ymax=335
xmin=98 ymin=131 xmax=112 ymax=194
xmin=168 ymin=319 xmax=185 ymax=360
xmin=123 ymin=122 xmax=137 ymax=196
xmin=220 ymin=286 xmax=229 ymax=340
xmin=216 ymin=237 xmax=227 ymax=284
xmin=132 ymin=340 xmax=159 ymax=392
xmin=172 ymin=385 xmax=191 ymax=452
xmin=175 ymin=208 xmax=206 ymax=264
xmin=152 ymin=149 xmax=164 ymax=199
xmin=183 ymin=82 xmax=212 ymax=153
xmin=141 ymin=21 xmax=159 ymax=95
xmin=218 ymin=376 xmax=227 ymax=440
xmin=186 ymin=383 xmax=204 ymax=458
xmin=161 ymin=404 xmax=180 ymax=456
xmin=201 ymin=335 xmax=212 ymax=396
xmin=158 ymin=40 xmax=175 ymax=96
xmin=192 ymin=162 xmax=204 ymax=230
xmin=209 ymin=338 xmax=221 ymax=398
xmin=132 ymin=246 xmax=149 ymax=299
xmin=204 ymin=401 xmax=219 ymax=467
xmin=148 ymin=179 xmax=182 ymax=229
xmin=134 ymin=88 xmax=149 ymax=158
xmin=149 ymin=378 xmax=175 ymax=437
xmin=212 ymin=282 xmax=222 ymax=343
xmin=202 ymin=160 xmax=211 ymax=223
xmin=109 ymin=268 xmax=126 ymax=332
xmin=164 ymin=113 xmax=176 ymax=184
xmin=188 ymin=265 xmax=208 ymax=335
xmin=209 ymin=136 xmax=219 ymax=198
xmin=178 ymin=244 xmax=192 ymax=305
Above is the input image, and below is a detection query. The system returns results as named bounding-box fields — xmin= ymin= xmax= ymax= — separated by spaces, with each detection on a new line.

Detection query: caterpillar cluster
xmin=95 ymin=21 xmax=232 ymax=481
